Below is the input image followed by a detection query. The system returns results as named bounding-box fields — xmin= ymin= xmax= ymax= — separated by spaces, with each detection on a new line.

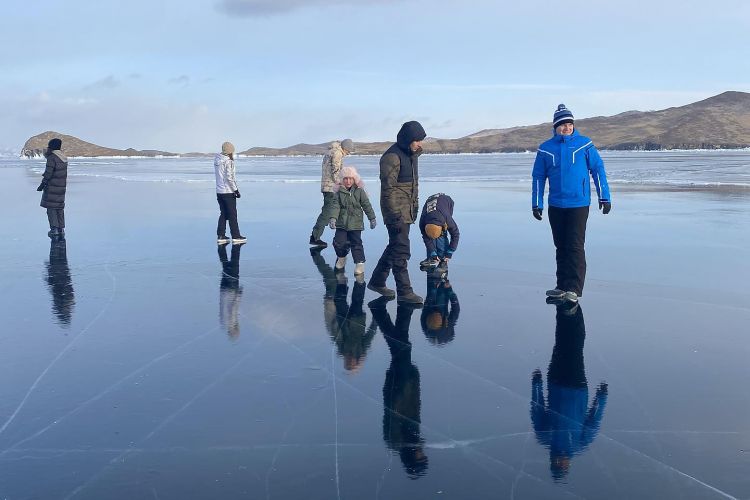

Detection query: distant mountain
xmin=241 ymin=91 xmax=750 ymax=154
xmin=21 ymin=131 xmax=177 ymax=158
xmin=21 ymin=91 xmax=750 ymax=157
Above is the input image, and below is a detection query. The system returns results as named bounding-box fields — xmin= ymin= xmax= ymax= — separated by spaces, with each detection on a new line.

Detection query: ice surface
xmin=0 ymin=157 xmax=748 ymax=499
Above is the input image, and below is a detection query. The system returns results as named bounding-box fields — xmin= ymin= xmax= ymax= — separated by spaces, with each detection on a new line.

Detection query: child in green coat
xmin=329 ymin=166 xmax=377 ymax=276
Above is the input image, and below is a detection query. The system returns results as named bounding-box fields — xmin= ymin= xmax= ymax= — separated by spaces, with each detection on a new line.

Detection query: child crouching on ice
xmin=419 ymin=193 xmax=460 ymax=270
xmin=328 ymin=166 xmax=377 ymax=276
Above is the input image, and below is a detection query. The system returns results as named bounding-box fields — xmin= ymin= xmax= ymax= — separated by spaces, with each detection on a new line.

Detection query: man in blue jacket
xmin=532 ymin=104 xmax=611 ymax=303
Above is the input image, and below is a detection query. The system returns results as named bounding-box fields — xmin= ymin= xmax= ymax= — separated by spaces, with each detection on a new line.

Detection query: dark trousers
xmin=371 ymin=222 xmax=413 ymax=295
xmin=548 ymin=206 xmax=589 ymax=296
xmin=216 ymin=193 xmax=241 ymax=238
xmin=312 ymin=192 xmax=336 ymax=240
xmin=333 ymin=229 xmax=365 ymax=263
xmin=47 ymin=208 xmax=65 ymax=229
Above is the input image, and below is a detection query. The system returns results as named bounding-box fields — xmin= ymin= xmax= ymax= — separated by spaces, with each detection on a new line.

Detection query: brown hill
xmin=21 ymin=91 xmax=750 ymax=157
xmin=21 ymin=131 xmax=177 ymax=158
xmin=240 ymin=91 xmax=750 ymax=155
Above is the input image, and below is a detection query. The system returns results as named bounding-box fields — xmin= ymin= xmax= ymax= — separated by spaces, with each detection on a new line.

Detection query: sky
xmin=1 ymin=0 xmax=749 ymax=152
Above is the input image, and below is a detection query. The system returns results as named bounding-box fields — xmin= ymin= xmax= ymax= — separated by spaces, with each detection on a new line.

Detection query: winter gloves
xmin=532 ymin=208 xmax=543 ymax=220
xmin=36 ymin=180 xmax=48 ymax=192
xmin=234 ymin=190 xmax=241 ymax=198
xmin=330 ymin=219 xmax=377 ymax=230
xmin=599 ymin=200 xmax=611 ymax=214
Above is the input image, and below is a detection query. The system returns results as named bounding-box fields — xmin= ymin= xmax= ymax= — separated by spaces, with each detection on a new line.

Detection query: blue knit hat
xmin=553 ymin=104 xmax=574 ymax=128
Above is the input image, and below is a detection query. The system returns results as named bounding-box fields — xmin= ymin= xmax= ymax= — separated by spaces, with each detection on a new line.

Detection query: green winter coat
xmin=330 ymin=186 xmax=376 ymax=231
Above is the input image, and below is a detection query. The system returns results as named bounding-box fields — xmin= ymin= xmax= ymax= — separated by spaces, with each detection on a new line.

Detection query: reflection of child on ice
xmin=419 ymin=193 xmax=460 ymax=270
xmin=328 ymin=166 xmax=377 ymax=276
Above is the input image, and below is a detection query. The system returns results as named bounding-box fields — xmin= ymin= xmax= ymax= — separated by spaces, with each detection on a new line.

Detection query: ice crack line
xmin=0 ymin=262 xmax=117 ymax=437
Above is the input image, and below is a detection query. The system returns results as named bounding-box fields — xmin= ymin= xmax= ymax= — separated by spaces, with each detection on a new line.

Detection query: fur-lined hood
xmin=334 ymin=165 xmax=365 ymax=192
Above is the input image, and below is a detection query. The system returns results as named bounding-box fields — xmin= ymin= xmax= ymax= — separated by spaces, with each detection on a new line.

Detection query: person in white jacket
xmin=214 ymin=142 xmax=246 ymax=244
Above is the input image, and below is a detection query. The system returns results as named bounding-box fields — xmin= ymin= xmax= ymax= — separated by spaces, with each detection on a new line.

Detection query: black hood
xmin=396 ymin=121 xmax=426 ymax=152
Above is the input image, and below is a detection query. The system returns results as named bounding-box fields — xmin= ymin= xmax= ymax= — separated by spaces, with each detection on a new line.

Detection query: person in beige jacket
xmin=309 ymin=138 xmax=354 ymax=247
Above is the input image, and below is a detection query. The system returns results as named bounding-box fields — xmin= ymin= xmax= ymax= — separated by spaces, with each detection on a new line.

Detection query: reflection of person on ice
xmin=418 ymin=193 xmax=459 ymax=271
xmin=310 ymin=139 xmax=355 ymax=248
xmin=532 ymin=104 xmax=611 ymax=304
xmin=328 ymin=166 xmax=377 ymax=277
xmin=218 ymin=241 xmax=243 ymax=340
xmin=420 ymin=277 xmax=459 ymax=345
xmin=369 ymin=301 xmax=428 ymax=478
xmin=530 ymin=302 xmax=608 ymax=482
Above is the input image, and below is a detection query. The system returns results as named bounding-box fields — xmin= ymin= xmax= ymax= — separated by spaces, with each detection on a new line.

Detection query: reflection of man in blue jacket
xmin=531 ymin=104 xmax=612 ymax=304
xmin=531 ymin=303 xmax=608 ymax=482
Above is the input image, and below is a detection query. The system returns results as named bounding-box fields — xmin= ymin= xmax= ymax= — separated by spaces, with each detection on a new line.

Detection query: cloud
xmin=168 ymin=75 xmax=191 ymax=87
xmin=83 ymin=75 xmax=120 ymax=92
xmin=216 ymin=0 xmax=399 ymax=16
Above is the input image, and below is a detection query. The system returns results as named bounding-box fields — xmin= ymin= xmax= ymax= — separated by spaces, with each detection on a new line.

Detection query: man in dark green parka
xmin=368 ymin=121 xmax=426 ymax=305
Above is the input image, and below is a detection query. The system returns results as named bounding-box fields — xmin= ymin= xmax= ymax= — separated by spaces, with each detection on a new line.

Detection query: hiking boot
xmin=558 ymin=301 xmax=580 ymax=315
xmin=367 ymin=282 xmax=396 ymax=299
xmin=419 ymin=257 xmax=439 ymax=270
xmin=335 ymin=256 xmax=347 ymax=270
xmin=354 ymin=262 xmax=365 ymax=276
xmin=48 ymin=227 xmax=60 ymax=239
xmin=545 ymin=288 xmax=565 ymax=298
xmin=232 ymin=235 xmax=247 ymax=244
xmin=217 ymin=235 xmax=230 ymax=244
xmin=309 ymin=234 xmax=327 ymax=248
xmin=546 ymin=296 xmax=565 ymax=306
xmin=368 ymin=296 xmax=393 ymax=309
xmin=397 ymin=291 xmax=424 ymax=306
xmin=562 ymin=291 xmax=578 ymax=303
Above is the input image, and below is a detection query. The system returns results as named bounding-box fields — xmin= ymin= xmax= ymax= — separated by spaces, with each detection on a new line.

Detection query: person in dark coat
xmin=370 ymin=301 xmax=428 ymax=479
xmin=45 ymin=239 xmax=75 ymax=328
xmin=37 ymin=138 xmax=68 ymax=239
xmin=531 ymin=104 xmax=612 ymax=303
xmin=368 ymin=121 xmax=427 ymax=305
xmin=418 ymin=193 xmax=459 ymax=270
xmin=530 ymin=302 xmax=608 ymax=482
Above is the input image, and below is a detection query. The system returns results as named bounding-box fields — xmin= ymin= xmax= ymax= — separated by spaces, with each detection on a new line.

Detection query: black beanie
xmin=48 ymin=138 xmax=62 ymax=151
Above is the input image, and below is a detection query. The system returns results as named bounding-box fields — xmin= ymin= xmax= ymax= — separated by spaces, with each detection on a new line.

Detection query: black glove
xmin=597 ymin=382 xmax=608 ymax=395
xmin=234 ymin=190 xmax=241 ymax=198
xmin=369 ymin=219 xmax=377 ymax=229
xmin=36 ymin=180 xmax=48 ymax=192
xmin=599 ymin=200 xmax=611 ymax=214
xmin=532 ymin=208 xmax=543 ymax=221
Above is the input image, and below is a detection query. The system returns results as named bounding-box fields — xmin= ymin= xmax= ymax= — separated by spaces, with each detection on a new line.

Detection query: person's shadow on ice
xmin=218 ymin=243 xmax=243 ymax=340
xmin=45 ymin=239 xmax=75 ymax=328
xmin=369 ymin=301 xmax=428 ymax=479
xmin=310 ymin=248 xmax=376 ymax=373
xmin=530 ymin=302 xmax=608 ymax=482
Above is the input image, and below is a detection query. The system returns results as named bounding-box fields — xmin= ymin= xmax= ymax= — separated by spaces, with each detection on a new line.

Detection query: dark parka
xmin=330 ymin=185 xmax=376 ymax=231
xmin=379 ymin=121 xmax=426 ymax=225
xmin=40 ymin=151 xmax=68 ymax=209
